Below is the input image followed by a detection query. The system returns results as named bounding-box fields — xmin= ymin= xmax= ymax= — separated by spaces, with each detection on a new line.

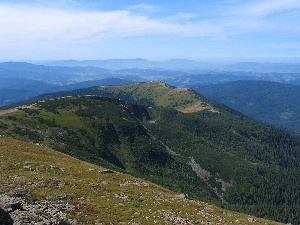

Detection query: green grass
xmin=97 ymin=81 xmax=217 ymax=113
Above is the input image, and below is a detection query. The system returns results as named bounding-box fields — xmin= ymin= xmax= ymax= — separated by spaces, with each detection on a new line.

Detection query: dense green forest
xmin=1 ymin=90 xmax=300 ymax=224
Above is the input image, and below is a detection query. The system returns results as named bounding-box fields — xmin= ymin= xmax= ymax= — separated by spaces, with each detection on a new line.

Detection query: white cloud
xmin=229 ymin=0 xmax=300 ymax=17
xmin=0 ymin=3 xmax=222 ymax=48
xmin=127 ymin=4 xmax=160 ymax=13
xmin=217 ymin=0 xmax=300 ymax=37
xmin=164 ymin=13 xmax=198 ymax=23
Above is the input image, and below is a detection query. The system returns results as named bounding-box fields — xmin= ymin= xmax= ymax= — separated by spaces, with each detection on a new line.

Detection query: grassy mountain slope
xmin=94 ymin=81 xmax=218 ymax=113
xmin=191 ymin=80 xmax=300 ymax=133
xmin=1 ymin=137 xmax=283 ymax=225
xmin=1 ymin=92 xmax=300 ymax=224
xmin=28 ymin=81 xmax=217 ymax=113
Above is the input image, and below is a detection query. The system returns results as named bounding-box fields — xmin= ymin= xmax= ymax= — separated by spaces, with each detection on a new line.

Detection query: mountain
xmin=163 ymin=71 xmax=300 ymax=87
xmin=38 ymin=59 xmax=300 ymax=73
xmin=191 ymin=80 xmax=300 ymax=133
xmin=82 ymin=81 xmax=217 ymax=113
xmin=0 ymin=78 xmax=58 ymax=107
xmin=225 ymin=62 xmax=300 ymax=73
xmin=38 ymin=58 xmax=217 ymax=70
xmin=1 ymin=82 xmax=300 ymax=224
xmin=0 ymin=137 xmax=282 ymax=224
xmin=25 ymin=81 xmax=217 ymax=113
xmin=0 ymin=77 xmax=135 ymax=108
xmin=2 ymin=61 xmax=300 ymax=109
xmin=0 ymin=62 xmax=116 ymax=85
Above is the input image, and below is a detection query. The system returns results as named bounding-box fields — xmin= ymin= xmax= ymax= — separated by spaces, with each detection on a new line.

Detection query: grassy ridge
xmin=26 ymin=81 xmax=217 ymax=113
xmin=95 ymin=82 xmax=217 ymax=113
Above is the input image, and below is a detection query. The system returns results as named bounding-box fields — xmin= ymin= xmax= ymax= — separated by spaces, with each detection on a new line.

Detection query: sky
xmin=0 ymin=0 xmax=300 ymax=62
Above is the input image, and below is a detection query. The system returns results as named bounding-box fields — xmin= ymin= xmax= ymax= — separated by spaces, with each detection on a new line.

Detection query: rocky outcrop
xmin=0 ymin=193 xmax=75 ymax=225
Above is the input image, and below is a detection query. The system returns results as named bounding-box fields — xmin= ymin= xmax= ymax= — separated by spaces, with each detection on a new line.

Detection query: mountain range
xmin=1 ymin=81 xmax=300 ymax=224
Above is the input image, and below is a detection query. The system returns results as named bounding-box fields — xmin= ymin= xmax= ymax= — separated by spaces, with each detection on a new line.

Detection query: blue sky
xmin=0 ymin=0 xmax=299 ymax=62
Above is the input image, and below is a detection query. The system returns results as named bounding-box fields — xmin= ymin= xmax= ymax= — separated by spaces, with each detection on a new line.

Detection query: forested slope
xmin=191 ymin=80 xmax=300 ymax=133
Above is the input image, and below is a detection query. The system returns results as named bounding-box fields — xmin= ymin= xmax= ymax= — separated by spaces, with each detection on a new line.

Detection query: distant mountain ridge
xmin=38 ymin=58 xmax=217 ymax=70
xmin=0 ymin=77 xmax=134 ymax=108
xmin=225 ymin=62 xmax=300 ymax=73
xmin=38 ymin=59 xmax=300 ymax=72
xmin=191 ymin=80 xmax=300 ymax=133
xmin=2 ymin=60 xmax=300 ymax=108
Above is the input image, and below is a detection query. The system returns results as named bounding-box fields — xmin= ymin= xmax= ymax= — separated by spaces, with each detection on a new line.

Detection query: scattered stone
xmin=164 ymin=213 xmax=194 ymax=225
xmin=0 ymin=194 xmax=74 ymax=224
xmin=114 ymin=193 xmax=129 ymax=200
xmin=120 ymin=180 xmax=149 ymax=187
xmin=47 ymin=194 xmax=67 ymax=201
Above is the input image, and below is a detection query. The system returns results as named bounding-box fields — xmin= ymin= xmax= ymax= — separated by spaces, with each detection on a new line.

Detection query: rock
xmin=13 ymin=188 xmax=31 ymax=197
xmin=94 ymin=219 xmax=103 ymax=225
xmin=176 ymin=193 xmax=189 ymax=199
xmin=114 ymin=193 xmax=129 ymax=200
xmin=100 ymin=169 xmax=114 ymax=174
xmin=10 ymin=202 xmax=25 ymax=212
xmin=47 ymin=193 xmax=67 ymax=201
xmin=0 ymin=207 xmax=13 ymax=225
xmin=59 ymin=220 xmax=71 ymax=225
xmin=120 ymin=180 xmax=149 ymax=187
xmin=248 ymin=217 xmax=255 ymax=222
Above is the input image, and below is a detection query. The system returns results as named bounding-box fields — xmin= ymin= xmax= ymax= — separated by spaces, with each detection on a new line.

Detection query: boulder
xmin=58 ymin=220 xmax=71 ymax=225
xmin=13 ymin=189 xmax=31 ymax=198
xmin=47 ymin=194 xmax=67 ymax=201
